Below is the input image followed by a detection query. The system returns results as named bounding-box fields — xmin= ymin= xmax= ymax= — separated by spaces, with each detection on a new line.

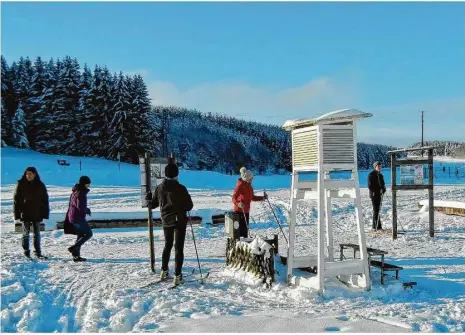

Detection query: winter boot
xmin=34 ymin=251 xmax=48 ymax=259
xmin=73 ymin=256 xmax=87 ymax=262
xmin=160 ymin=269 xmax=169 ymax=280
xmin=68 ymin=246 xmax=77 ymax=256
xmin=24 ymin=250 xmax=31 ymax=258
xmin=173 ymin=274 xmax=183 ymax=286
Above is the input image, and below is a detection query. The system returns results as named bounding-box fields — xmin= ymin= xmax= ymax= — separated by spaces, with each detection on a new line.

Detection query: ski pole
xmin=264 ymin=191 xmax=289 ymax=245
xmin=188 ymin=211 xmax=204 ymax=283
xmin=375 ymin=194 xmax=383 ymax=230
xmin=240 ymin=206 xmax=249 ymax=238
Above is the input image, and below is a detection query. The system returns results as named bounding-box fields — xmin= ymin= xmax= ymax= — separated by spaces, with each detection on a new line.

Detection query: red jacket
xmin=232 ymin=178 xmax=264 ymax=213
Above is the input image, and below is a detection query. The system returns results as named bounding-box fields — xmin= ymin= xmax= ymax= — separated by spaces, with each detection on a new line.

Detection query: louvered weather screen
xmin=322 ymin=128 xmax=354 ymax=165
xmin=292 ymin=129 xmax=318 ymax=167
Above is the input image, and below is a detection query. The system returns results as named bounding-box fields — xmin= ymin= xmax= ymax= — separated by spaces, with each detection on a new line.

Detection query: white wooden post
xmin=325 ymin=189 xmax=334 ymax=262
xmin=352 ymin=126 xmax=371 ymax=290
xmin=317 ymin=127 xmax=325 ymax=293
xmin=286 ymin=172 xmax=298 ymax=283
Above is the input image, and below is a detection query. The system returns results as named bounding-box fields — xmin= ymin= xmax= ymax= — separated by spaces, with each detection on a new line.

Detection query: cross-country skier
xmin=368 ymin=161 xmax=386 ymax=231
xmin=146 ymin=159 xmax=194 ymax=285
xmin=232 ymin=167 xmax=267 ymax=238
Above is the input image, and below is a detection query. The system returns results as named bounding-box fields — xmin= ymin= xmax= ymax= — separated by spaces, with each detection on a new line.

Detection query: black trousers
xmin=371 ymin=194 xmax=382 ymax=230
xmin=162 ymin=223 xmax=187 ymax=276
xmin=22 ymin=221 xmax=41 ymax=254
xmin=234 ymin=211 xmax=250 ymax=238
xmin=71 ymin=220 xmax=93 ymax=256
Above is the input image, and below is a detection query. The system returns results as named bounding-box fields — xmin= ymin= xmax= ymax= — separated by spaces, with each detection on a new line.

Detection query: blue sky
xmin=1 ymin=1 xmax=464 ymax=146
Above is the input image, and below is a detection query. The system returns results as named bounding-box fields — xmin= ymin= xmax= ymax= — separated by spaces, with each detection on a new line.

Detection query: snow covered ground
xmin=1 ymin=148 xmax=465 ymax=332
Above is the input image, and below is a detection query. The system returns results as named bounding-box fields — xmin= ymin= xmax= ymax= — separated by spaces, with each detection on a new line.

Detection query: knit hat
xmin=165 ymin=163 xmax=179 ymax=179
xmin=79 ymin=175 xmax=91 ymax=185
xmin=240 ymin=167 xmax=253 ymax=182
xmin=373 ymin=161 xmax=381 ymax=169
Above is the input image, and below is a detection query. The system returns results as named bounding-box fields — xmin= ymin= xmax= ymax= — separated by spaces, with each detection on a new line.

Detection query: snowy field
xmin=1 ymin=148 xmax=465 ymax=333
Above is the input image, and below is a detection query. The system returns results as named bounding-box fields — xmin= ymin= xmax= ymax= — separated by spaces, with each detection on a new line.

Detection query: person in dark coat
xmin=368 ymin=161 xmax=386 ymax=231
xmin=146 ymin=160 xmax=193 ymax=285
xmin=66 ymin=176 xmax=93 ymax=262
xmin=232 ymin=167 xmax=267 ymax=238
xmin=14 ymin=167 xmax=50 ymax=258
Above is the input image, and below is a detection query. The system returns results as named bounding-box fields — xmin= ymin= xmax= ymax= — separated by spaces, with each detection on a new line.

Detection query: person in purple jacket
xmin=66 ymin=176 xmax=93 ymax=262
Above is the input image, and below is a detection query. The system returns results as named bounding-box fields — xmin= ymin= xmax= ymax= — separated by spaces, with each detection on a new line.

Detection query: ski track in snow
xmin=1 ymin=186 xmax=465 ymax=332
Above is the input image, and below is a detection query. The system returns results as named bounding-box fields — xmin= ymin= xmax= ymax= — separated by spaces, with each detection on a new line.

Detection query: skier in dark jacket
xmin=146 ymin=160 xmax=193 ymax=285
xmin=368 ymin=161 xmax=386 ymax=230
xmin=14 ymin=167 xmax=50 ymax=258
xmin=66 ymin=176 xmax=93 ymax=262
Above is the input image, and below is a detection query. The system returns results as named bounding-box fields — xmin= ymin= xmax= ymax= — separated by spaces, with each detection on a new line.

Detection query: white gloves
xmin=238 ymin=202 xmax=244 ymax=209
xmin=14 ymin=219 xmax=21 ymax=224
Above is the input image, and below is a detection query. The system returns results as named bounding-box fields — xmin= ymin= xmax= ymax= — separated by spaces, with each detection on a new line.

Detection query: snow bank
xmin=419 ymin=199 xmax=465 ymax=210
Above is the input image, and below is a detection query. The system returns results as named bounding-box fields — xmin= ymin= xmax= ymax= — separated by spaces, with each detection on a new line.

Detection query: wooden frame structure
xmin=282 ymin=109 xmax=372 ymax=293
xmin=388 ymin=146 xmax=435 ymax=239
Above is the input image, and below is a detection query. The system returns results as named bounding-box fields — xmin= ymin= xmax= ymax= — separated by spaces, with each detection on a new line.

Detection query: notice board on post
xmin=139 ymin=156 xmax=169 ymax=208
xmin=400 ymin=164 xmax=424 ymax=185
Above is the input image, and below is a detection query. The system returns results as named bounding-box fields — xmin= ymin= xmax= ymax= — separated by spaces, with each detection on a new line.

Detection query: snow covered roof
xmin=282 ymin=109 xmax=372 ymax=131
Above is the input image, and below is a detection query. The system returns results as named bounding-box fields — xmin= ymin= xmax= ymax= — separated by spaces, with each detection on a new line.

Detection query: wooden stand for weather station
xmin=388 ymin=146 xmax=435 ymax=240
xmin=282 ymin=109 xmax=372 ymax=293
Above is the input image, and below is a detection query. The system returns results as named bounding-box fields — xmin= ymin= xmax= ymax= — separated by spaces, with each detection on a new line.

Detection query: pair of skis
xmin=140 ymin=269 xmax=209 ymax=290
xmin=166 ymin=272 xmax=210 ymax=290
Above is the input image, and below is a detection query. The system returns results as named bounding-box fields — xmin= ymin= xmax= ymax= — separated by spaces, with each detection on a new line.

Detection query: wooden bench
xmin=56 ymin=216 xmax=203 ymax=229
xmin=57 ymin=159 xmax=70 ymax=166
xmin=339 ymin=243 xmax=403 ymax=284
xmin=212 ymin=214 xmax=225 ymax=225
xmin=370 ymin=260 xmax=403 ymax=284
xmin=339 ymin=243 xmax=388 ymax=260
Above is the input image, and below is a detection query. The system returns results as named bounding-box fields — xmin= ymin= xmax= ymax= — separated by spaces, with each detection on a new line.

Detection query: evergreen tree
xmin=85 ymin=65 xmax=113 ymax=156
xmin=34 ymin=59 xmax=58 ymax=151
xmin=1 ymin=99 xmax=7 ymax=147
xmin=80 ymin=65 xmax=101 ymax=155
xmin=26 ymin=57 xmax=48 ymax=148
xmin=127 ymin=74 xmax=157 ymax=162
xmin=65 ymin=57 xmax=83 ymax=155
xmin=108 ymin=72 xmax=131 ymax=160
xmin=74 ymin=63 xmax=93 ymax=155
xmin=16 ymin=57 xmax=35 ymax=109
xmin=45 ymin=58 xmax=60 ymax=88
xmin=45 ymin=56 xmax=80 ymax=153
xmin=1 ymin=56 xmax=14 ymax=146
xmin=11 ymin=105 xmax=29 ymax=149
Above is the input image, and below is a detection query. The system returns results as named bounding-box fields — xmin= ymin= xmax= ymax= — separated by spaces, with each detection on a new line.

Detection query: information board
xmin=400 ymin=164 xmax=424 ymax=185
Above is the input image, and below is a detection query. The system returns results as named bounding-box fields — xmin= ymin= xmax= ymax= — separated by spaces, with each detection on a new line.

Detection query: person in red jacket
xmin=232 ymin=167 xmax=267 ymax=238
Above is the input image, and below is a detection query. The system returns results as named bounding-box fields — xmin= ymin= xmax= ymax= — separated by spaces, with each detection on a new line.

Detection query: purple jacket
xmin=67 ymin=185 xmax=90 ymax=223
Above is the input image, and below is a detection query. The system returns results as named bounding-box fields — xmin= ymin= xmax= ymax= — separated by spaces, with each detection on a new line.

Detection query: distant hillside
xmin=152 ymin=106 xmax=397 ymax=173
xmin=409 ymin=141 xmax=465 ymax=158
xmin=357 ymin=143 xmax=397 ymax=170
